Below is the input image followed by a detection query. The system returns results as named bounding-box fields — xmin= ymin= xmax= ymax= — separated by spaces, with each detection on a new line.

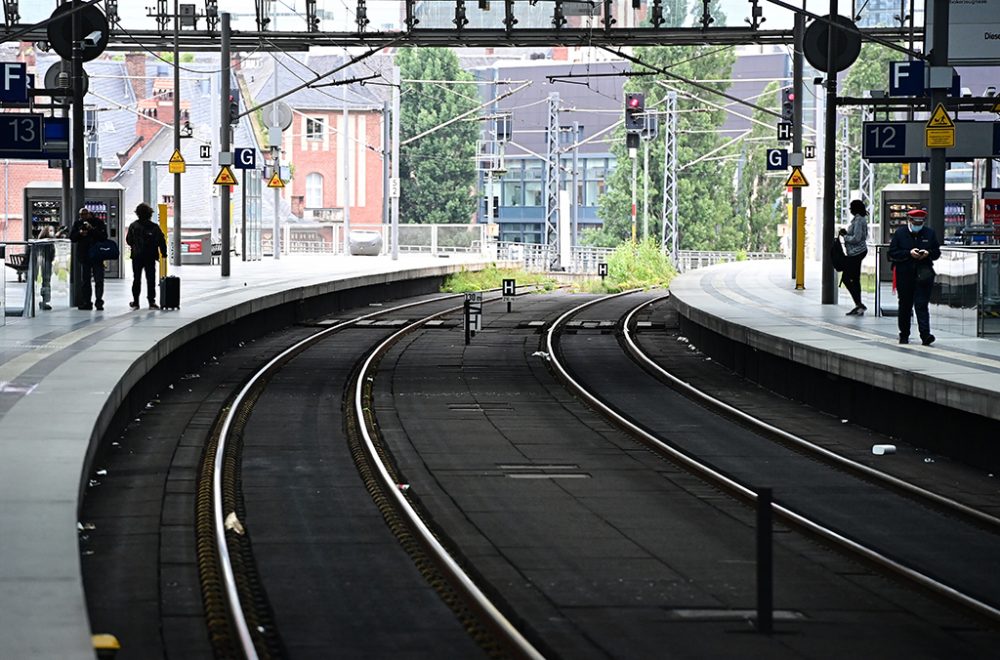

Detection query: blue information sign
xmin=863 ymin=122 xmax=907 ymax=162
xmin=0 ymin=114 xmax=43 ymax=152
xmin=766 ymin=148 xmax=788 ymax=171
xmin=234 ymin=147 xmax=256 ymax=170
xmin=0 ymin=116 xmax=69 ymax=159
xmin=0 ymin=63 xmax=28 ymax=103
xmin=888 ymin=60 xmax=925 ymax=96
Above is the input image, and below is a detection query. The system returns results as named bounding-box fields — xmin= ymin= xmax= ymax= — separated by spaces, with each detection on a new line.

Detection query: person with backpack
xmin=125 ymin=203 xmax=167 ymax=309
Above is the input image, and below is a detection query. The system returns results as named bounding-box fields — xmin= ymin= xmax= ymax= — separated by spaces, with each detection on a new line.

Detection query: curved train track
xmin=547 ymin=290 xmax=1000 ymax=625
xmin=82 ymin=287 xmax=1000 ymax=659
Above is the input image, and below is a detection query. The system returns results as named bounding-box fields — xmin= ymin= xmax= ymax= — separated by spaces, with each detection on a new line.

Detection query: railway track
xmin=199 ymin=290 xmax=544 ymax=658
xmin=81 ymin=288 xmax=1000 ymax=659
xmin=547 ymin=290 xmax=1000 ymax=626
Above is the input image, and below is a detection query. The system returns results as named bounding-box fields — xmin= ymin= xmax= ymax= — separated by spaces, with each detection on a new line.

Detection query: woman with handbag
xmin=839 ymin=199 xmax=870 ymax=316
xmin=888 ymin=208 xmax=941 ymax=345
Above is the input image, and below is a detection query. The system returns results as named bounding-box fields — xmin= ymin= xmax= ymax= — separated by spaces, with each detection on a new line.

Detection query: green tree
xmin=588 ymin=43 xmax=739 ymax=250
xmin=842 ymin=43 xmax=905 ymax=228
xmin=735 ymin=81 xmax=785 ymax=252
xmin=396 ymin=48 xmax=479 ymax=224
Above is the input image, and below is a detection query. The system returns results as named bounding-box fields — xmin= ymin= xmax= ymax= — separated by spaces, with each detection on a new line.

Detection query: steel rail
xmin=212 ymin=291 xmax=468 ymax=658
xmin=545 ymin=291 xmax=1000 ymax=624
xmin=354 ymin=296 xmax=547 ymax=660
xmin=621 ymin=294 xmax=1000 ymax=531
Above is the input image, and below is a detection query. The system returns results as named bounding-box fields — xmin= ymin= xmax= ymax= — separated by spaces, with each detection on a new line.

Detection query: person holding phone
xmin=888 ymin=208 xmax=941 ymax=345
xmin=69 ymin=207 xmax=109 ymax=311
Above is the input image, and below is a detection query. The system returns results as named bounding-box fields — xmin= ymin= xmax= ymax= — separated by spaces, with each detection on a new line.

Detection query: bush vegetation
xmin=441 ymin=265 xmax=556 ymax=293
xmin=581 ymin=239 xmax=677 ymax=293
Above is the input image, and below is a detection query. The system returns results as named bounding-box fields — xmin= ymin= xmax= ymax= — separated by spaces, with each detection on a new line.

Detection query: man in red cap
xmin=888 ymin=208 xmax=941 ymax=345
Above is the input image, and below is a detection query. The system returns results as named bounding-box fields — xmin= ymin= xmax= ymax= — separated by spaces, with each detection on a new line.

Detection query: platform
xmin=0 ymin=253 xmax=485 ymax=659
xmin=670 ymin=259 xmax=1000 ymax=466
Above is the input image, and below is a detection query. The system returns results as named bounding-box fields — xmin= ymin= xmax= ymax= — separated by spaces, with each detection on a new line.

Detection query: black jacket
xmin=888 ymin=224 xmax=941 ymax=281
xmin=69 ymin=216 xmax=108 ymax=264
xmin=126 ymin=218 xmax=168 ymax=264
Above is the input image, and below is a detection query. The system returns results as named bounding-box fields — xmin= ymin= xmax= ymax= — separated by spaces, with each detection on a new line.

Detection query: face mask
xmin=909 ymin=223 xmax=924 ymax=233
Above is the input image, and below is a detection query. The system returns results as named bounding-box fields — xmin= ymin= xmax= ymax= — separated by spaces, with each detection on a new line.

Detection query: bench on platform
xmin=4 ymin=253 xmax=28 ymax=282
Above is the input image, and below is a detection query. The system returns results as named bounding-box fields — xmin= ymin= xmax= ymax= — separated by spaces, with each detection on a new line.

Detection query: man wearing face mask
xmin=888 ymin=208 xmax=941 ymax=345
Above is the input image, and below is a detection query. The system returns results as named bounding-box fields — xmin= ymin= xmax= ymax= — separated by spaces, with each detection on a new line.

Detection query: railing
xmin=675 ymin=250 xmax=785 ymax=272
xmin=0 ymin=240 xmax=72 ymax=318
xmin=873 ymin=244 xmax=1000 ymax=338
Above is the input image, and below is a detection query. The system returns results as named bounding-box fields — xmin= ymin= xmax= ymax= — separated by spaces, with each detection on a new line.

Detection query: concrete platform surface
xmin=670 ymin=259 xmax=1000 ymax=422
xmin=0 ymin=253 xmax=485 ymax=659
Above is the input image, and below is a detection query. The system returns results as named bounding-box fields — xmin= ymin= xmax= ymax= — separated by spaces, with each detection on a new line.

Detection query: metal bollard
xmin=756 ymin=486 xmax=773 ymax=634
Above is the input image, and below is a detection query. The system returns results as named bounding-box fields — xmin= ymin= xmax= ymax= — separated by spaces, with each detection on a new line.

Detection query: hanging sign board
xmin=926 ymin=0 xmax=1000 ymax=65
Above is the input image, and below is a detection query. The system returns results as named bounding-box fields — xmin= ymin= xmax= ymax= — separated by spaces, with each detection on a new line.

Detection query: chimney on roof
xmin=125 ymin=52 xmax=147 ymax=100
xmin=17 ymin=42 xmax=35 ymax=69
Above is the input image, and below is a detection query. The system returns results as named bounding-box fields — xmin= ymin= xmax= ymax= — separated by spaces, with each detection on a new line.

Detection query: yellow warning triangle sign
xmin=785 ymin=166 xmax=808 ymax=188
xmin=992 ymin=101 xmax=1000 ymax=114
xmin=213 ymin=165 xmax=238 ymax=186
xmin=267 ymin=171 xmax=285 ymax=189
xmin=926 ymin=103 xmax=954 ymax=128
xmin=169 ymin=149 xmax=185 ymax=164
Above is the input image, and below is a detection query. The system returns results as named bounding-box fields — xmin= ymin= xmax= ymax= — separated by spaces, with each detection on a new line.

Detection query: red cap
xmin=907 ymin=209 xmax=928 ymax=218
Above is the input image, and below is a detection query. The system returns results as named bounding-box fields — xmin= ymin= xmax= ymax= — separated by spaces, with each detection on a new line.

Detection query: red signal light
xmin=628 ymin=96 xmax=641 ymax=108
xmin=787 ymin=92 xmax=795 ymax=102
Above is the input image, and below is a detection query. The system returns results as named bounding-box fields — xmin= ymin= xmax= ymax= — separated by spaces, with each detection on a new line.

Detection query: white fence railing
xmin=675 ymin=250 xmax=785 ymax=272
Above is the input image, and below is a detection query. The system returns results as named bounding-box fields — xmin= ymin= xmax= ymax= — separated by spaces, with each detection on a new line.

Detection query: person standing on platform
xmin=69 ymin=207 xmax=108 ymax=311
xmin=888 ymin=208 xmax=941 ymax=346
xmin=840 ymin=199 xmax=870 ymax=316
xmin=125 ymin=203 xmax=167 ymax=310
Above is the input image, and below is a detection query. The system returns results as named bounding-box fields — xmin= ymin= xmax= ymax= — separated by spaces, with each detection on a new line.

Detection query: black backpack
xmin=130 ymin=222 xmax=159 ymax=260
xmin=830 ymin=237 xmax=847 ymax=271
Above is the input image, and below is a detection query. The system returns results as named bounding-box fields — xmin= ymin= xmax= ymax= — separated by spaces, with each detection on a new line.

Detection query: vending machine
xmin=24 ymin=181 xmax=126 ymax=279
xmin=878 ymin=183 xmax=974 ymax=282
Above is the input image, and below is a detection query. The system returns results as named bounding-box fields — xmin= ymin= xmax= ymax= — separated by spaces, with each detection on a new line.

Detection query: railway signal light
xmin=228 ymin=94 xmax=239 ymax=125
xmin=624 ymin=92 xmax=645 ymax=133
xmin=781 ymin=88 xmax=794 ymax=123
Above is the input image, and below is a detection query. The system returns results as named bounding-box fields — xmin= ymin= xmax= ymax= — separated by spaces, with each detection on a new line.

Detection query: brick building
xmin=248 ymin=53 xmax=392 ymax=229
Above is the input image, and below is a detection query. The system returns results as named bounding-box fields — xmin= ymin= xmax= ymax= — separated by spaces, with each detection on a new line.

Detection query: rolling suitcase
xmin=160 ymin=275 xmax=180 ymax=310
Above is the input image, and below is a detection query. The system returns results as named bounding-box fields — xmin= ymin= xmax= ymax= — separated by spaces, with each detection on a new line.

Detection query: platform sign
xmin=777 ymin=122 xmax=793 ymax=142
xmin=598 ymin=262 xmax=608 ymax=278
xmin=0 ymin=113 xmax=43 ymax=152
xmin=864 ymin=123 xmax=907 ymax=161
xmin=199 ymin=144 xmax=211 ymax=159
xmin=234 ymin=147 xmax=255 ymax=170
xmin=766 ymin=148 xmax=788 ymax=171
xmin=888 ymin=60 xmax=925 ymax=97
xmin=804 ymin=145 xmax=815 ymax=159
xmin=0 ymin=63 xmax=28 ymax=103
xmin=864 ymin=121 xmax=1000 ymax=162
